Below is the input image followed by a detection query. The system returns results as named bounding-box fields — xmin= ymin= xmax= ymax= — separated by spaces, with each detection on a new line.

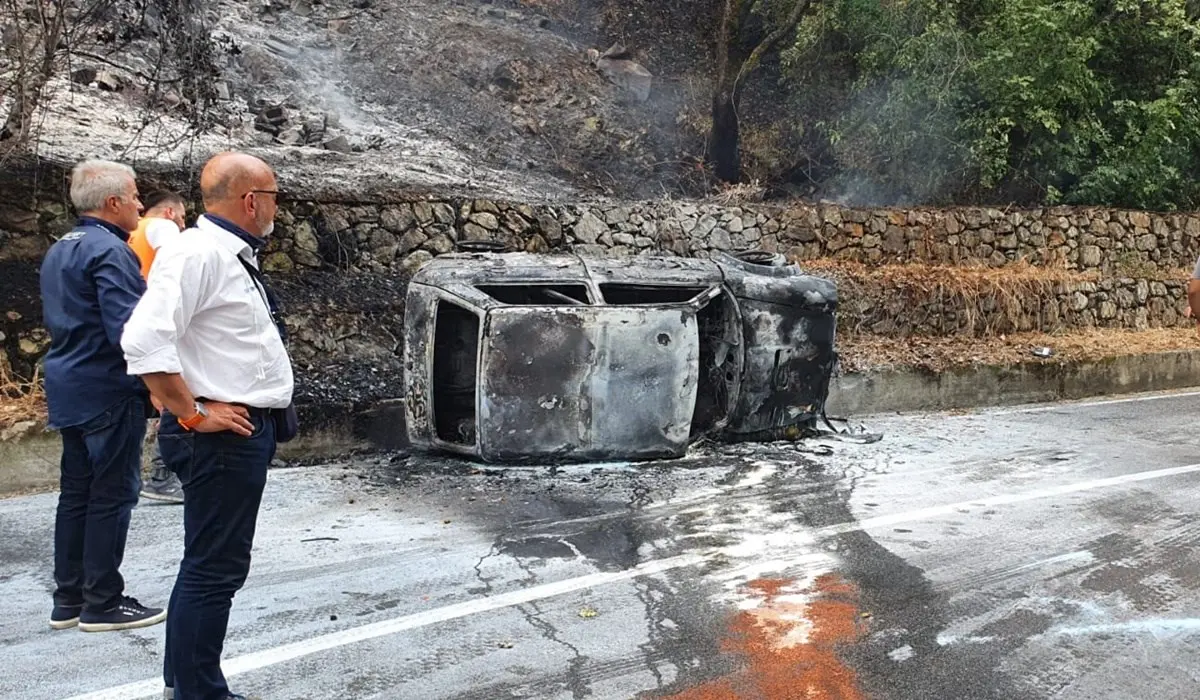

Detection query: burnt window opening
xmin=433 ymin=301 xmax=479 ymax=446
xmin=690 ymin=293 xmax=739 ymax=439
xmin=476 ymin=284 xmax=591 ymax=305
xmin=600 ymin=284 xmax=707 ymax=305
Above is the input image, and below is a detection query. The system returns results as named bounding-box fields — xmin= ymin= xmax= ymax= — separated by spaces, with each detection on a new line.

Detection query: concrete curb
xmin=0 ymin=431 xmax=61 ymax=496
xmin=0 ymin=413 xmax=372 ymax=499
xmin=826 ymin=348 xmax=1200 ymax=416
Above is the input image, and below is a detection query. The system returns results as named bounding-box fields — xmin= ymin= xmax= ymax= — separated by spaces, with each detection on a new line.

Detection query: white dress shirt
xmin=143 ymin=217 xmax=182 ymax=250
xmin=121 ymin=215 xmax=294 ymax=409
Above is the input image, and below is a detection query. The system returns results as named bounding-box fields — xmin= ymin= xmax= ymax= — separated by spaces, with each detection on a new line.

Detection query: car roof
xmin=412 ymin=251 xmax=725 ymax=287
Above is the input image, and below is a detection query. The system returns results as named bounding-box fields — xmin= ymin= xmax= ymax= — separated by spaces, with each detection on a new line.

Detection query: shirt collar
xmin=197 ymin=214 xmax=264 ymax=258
xmin=76 ymin=216 xmax=130 ymax=242
xmin=202 ymin=214 xmax=265 ymax=251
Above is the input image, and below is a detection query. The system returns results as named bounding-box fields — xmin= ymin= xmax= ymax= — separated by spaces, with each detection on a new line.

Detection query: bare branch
xmin=71 ymin=49 xmax=187 ymax=84
xmin=734 ymin=0 xmax=817 ymax=98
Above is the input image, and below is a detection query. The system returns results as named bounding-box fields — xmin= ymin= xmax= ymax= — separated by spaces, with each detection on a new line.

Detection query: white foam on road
xmin=65 ymin=461 xmax=1200 ymax=700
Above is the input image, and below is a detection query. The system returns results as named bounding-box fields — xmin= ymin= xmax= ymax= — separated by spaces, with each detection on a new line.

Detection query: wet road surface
xmin=5 ymin=389 xmax=1200 ymax=699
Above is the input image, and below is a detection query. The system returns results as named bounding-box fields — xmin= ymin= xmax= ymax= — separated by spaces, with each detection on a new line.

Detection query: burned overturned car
xmin=401 ymin=247 xmax=838 ymax=463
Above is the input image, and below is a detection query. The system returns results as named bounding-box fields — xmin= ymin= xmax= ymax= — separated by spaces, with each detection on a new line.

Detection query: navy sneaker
xmin=78 ymin=596 xmax=167 ymax=632
xmin=140 ymin=466 xmax=184 ymax=504
xmin=50 ymin=602 xmax=83 ymax=630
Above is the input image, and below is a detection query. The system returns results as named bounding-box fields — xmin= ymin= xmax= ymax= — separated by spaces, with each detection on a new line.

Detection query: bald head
xmin=200 ymin=152 xmax=275 ymax=206
xmin=199 ymin=152 xmax=279 ymax=237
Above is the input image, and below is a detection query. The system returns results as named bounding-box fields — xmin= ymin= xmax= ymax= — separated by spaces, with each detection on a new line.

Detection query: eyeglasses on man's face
xmin=242 ymin=189 xmax=284 ymax=200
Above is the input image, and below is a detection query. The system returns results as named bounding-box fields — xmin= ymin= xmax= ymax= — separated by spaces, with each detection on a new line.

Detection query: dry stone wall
xmin=252 ymin=200 xmax=1200 ymax=276
xmin=6 ymin=195 xmax=1200 ymax=273
xmin=3 ymin=193 xmax=1200 ymax=380
xmin=830 ymin=275 xmax=1188 ymax=338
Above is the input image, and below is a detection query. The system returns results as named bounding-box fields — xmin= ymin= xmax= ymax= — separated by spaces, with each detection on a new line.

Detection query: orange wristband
xmin=178 ymin=402 xmax=208 ymax=431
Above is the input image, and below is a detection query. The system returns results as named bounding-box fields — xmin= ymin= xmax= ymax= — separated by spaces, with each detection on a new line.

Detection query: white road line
xmin=63 ymin=552 xmax=707 ymax=700
xmin=987 ymin=388 xmax=1200 ymax=415
xmin=814 ymin=462 xmax=1200 ymax=539
xmin=65 ymin=461 xmax=1200 ymax=700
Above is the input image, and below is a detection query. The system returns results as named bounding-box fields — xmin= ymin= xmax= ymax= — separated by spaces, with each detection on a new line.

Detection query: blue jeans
xmin=158 ymin=407 xmax=276 ymax=700
xmin=53 ymin=395 xmax=147 ymax=612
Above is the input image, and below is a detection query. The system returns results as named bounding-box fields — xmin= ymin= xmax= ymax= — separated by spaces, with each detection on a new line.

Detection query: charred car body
xmin=402 ymin=248 xmax=838 ymax=463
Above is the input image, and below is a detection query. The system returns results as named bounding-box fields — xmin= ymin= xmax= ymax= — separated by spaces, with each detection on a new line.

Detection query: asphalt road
xmin=5 ymin=389 xmax=1200 ymax=699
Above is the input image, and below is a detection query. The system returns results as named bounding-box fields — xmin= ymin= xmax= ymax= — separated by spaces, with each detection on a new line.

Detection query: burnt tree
xmin=0 ymin=0 xmax=66 ymax=149
xmin=709 ymin=0 xmax=817 ymax=183
xmin=0 ymin=0 xmax=220 ymax=163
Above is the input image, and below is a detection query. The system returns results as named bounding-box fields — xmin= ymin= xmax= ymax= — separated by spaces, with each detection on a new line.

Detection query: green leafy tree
xmin=781 ymin=0 xmax=1200 ymax=209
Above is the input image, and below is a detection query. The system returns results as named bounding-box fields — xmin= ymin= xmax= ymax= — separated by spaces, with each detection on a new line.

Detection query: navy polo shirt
xmin=39 ymin=216 xmax=148 ymax=429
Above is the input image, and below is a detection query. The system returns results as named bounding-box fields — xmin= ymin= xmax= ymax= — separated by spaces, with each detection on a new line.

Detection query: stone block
xmin=470 ymin=212 xmax=500 ymax=230
xmin=710 ymin=228 xmax=732 ymax=250
xmin=262 ymin=252 xmax=294 ymax=272
xmin=293 ymin=221 xmax=320 ymax=253
xmin=431 ymin=203 xmax=456 ymax=225
xmin=537 ymin=213 xmax=563 ymax=244
xmin=400 ymin=250 xmax=434 ymax=276
xmin=380 ymin=205 xmax=416 ymax=233
xmin=399 ymin=229 xmax=428 ymax=254
xmin=572 ymin=211 xmax=608 ymax=244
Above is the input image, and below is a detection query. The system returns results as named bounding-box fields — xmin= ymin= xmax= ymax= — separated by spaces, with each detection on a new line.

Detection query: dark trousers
xmin=53 ymin=394 xmax=147 ymax=612
xmin=158 ymin=408 xmax=276 ymax=700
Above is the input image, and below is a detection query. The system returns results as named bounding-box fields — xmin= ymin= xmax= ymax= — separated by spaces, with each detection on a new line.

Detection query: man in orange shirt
xmin=128 ymin=191 xmax=187 ymax=278
xmin=128 ymin=191 xmax=188 ymax=503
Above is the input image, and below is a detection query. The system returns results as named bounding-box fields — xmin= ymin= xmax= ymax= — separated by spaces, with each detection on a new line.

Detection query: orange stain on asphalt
xmin=663 ymin=574 xmax=866 ymax=700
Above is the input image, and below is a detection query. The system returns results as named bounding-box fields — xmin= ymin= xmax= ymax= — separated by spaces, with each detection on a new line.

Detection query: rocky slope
xmin=9 ymin=0 xmax=707 ymax=202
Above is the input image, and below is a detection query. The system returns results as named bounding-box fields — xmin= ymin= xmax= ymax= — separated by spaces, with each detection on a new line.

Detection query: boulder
xmin=322 ymin=135 xmax=352 ymax=153
xmin=587 ymin=44 xmax=653 ymax=102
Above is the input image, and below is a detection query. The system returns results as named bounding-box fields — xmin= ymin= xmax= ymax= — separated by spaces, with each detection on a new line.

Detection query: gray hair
xmin=69 ymin=159 xmax=137 ymax=213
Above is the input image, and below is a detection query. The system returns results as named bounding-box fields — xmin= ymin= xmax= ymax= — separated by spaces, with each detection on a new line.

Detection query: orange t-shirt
xmin=127 ymin=217 xmax=181 ymax=279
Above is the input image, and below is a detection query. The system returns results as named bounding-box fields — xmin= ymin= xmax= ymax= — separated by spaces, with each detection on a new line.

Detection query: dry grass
xmin=0 ymin=360 xmax=46 ymax=432
xmin=709 ymin=179 xmax=768 ymax=205
xmin=837 ymin=327 xmax=1200 ymax=374
xmin=799 ymin=259 xmax=1107 ymax=337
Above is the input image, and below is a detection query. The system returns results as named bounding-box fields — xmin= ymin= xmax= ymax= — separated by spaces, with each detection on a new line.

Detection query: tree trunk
xmin=1 ymin=4 xmax=64 ymax=149
xmin=708 ymin=0 xmax=744 ymax=183
xmin=710 ymin=88 xmax=741 ymax=183
xmin=706 ymin=0 xmax=817 ymax=184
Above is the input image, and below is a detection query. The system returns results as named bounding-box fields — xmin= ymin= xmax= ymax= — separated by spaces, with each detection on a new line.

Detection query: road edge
xmin=826 ymin=348 xmax=1200 ymax=417
xmin=7 ymin=349 xmax=1200 ymax=497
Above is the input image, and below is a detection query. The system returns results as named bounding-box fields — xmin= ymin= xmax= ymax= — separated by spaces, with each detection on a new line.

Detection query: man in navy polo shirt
xmin=39 ymin=159 xmax=167 ymax=633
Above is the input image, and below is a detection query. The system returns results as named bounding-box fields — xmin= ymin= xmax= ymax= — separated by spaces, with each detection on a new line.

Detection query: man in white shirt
xmin=121 ymin=151 xmax=294 ymax=700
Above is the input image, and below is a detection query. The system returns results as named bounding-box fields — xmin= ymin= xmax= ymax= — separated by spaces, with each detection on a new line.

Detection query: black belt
xmin=194 ymin=398 xmax=272 ymax=418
